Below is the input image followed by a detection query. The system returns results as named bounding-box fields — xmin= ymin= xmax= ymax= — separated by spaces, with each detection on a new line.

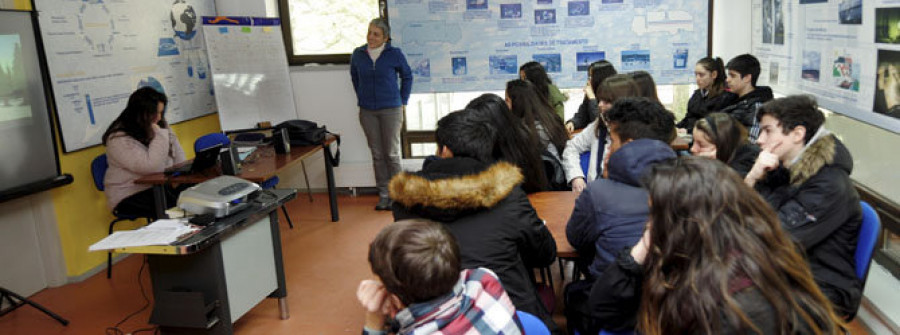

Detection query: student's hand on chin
xmin=695 ymin=150 xmax=716 ymax=159
xmin=571 ymin=178 xmax=586 ymax=194
xmin=357 ymin=280 xmax=388 ymax=313
xmin=565 ymin=122 xmax=575 ymax=134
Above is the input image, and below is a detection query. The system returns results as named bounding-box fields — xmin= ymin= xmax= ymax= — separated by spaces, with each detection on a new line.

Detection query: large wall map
xmin=388 ymin=0 xmax=709 ymax=93
xmin=36 ymin=0 xmax=217 ymax=152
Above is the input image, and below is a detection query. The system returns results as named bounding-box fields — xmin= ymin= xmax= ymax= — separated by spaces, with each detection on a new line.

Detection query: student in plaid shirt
xmin=357 ymin=219 xmax=522 ymax=335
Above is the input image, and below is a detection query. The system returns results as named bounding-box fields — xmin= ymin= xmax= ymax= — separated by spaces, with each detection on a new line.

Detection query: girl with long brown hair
xmin=690 ymin=112 xmax=760 ymax=178
xmin=590 ymin=157 xmax=845 ymax=334
xmin=561 ymin=74 xmax=640 ymax=193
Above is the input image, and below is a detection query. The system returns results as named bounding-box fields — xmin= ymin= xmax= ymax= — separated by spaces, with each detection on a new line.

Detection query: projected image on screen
xmin=0 ymin=34 xmax=31 ymax=123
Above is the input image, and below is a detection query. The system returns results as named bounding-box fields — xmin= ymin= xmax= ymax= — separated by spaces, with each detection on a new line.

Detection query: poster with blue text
xmin=389 ymin=0 xmax=709 ymax=93
xmin=35 ymin=0 xmax=217 ymax=152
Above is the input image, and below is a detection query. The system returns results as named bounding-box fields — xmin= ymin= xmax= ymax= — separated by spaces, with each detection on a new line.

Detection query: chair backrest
xmin=579 ymin=151 xmax=591 ymax=176
xmin=599 ymin=329 xmax=636 ymax=335
xmin=90 ymin=154 xmax=108 ymax=191
xmin=194 ymin=132 xmax=231 ymax=153
xmin=516 ymin=311 xmax=549 ymax=335
xmin=856 ymin=201 xmax=881 ymax=281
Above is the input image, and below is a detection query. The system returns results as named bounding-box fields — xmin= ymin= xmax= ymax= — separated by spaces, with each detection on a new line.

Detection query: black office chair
xmin=90 ymin=153 xmax=151 ymax=278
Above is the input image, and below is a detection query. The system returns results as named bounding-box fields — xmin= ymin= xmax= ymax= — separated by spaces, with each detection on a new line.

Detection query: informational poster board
xmin=751 ymin=0 xmax=900 ymax=133
xmin=202 ymin=16 xmax=298 ymax=131
xmin=387 ymin=0 xmax=709 ymax=93
xmin=35 ymin=0 xmax=218 ymax=152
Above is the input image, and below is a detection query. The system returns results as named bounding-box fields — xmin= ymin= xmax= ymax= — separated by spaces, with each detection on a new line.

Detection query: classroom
xmin=1 ymin=0 xmax=899 ymax=334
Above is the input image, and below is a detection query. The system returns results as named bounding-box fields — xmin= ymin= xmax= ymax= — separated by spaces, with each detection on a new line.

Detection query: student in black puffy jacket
xmin=745 ymin=95 xmax=862 ymax=317
xmin=390 ymin=109 xmax=560 ymax=333
xmin=589 ymin=157 xmax=846 ymax=334
xmin=721 ymin=54 xmax=773 ymax=141
xmin=677 ymin=57 xmax=736 ymax=133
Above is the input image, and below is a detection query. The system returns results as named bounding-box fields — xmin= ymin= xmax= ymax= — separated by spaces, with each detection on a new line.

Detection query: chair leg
xmin=281 ymin=205 xmax=294 ymax=229
xmin=300 ymin=161 xmax=314 ymax=202
xmin=107 ymin=218 xmax=124 ymax=279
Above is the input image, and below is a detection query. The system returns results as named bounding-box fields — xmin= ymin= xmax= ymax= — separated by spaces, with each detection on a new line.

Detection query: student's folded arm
xmin=562 ymin=124 xmax=595 ymax=182
xmin=588 ymin=249 xmax=642 ymax=331
xmin=167 ymin=128 xmax=187 ymax=164
xmin=566 ymin=190 xmax=600 ymax=255
xmin=775 ymin=171 xmax=855 ymax=250
xmin=106 ymin=131 xmax=171 ymax=174
xmin=513 ymin=195 xmax=557 ymax=268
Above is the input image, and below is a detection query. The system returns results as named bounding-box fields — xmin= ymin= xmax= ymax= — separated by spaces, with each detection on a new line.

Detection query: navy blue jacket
xmin=350 ymin=43 xmax=413 ymax=110
xmin=566 ymin=139 xmax=675 ymax=279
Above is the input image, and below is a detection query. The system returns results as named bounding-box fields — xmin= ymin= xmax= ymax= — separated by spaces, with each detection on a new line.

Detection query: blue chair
xmin=848 ymin=201 xmax=881 ymax=320
xmin=90 ymin=154 xmax=151 ymax=278
xmin=194 ymin=133 xmax=296 ymax=229
xmin=579 ymin=151 xmax=591 ymax=176
xmin=516 ymin=311 xmax=549 ymax=335
xmin=599 ymin=329 xmax=635 ymax=335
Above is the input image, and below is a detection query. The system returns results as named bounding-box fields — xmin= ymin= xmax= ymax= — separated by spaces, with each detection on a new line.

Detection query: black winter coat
xmin=390 ymin=157 xmax=560 ymax=332
xmin=720 ymin=86 xmax=774 ymax=140
xmin=677 ymin=89 xmax=737 ymax=132
xmin=755 ymin=132 xmax=862 ymax=316
xmin=568 ymin=97 xmax=600 ymax=130
xmin=727 ymin=143 xmax=761 ymax=178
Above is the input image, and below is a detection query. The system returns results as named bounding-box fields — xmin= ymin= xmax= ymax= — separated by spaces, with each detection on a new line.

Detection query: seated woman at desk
xmin=102 ymin=87 xmax=186 ymax=218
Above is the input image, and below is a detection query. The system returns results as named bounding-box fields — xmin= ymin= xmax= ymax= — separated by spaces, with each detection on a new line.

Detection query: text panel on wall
xmin=752 ymin=0 xmax=900 ymax=133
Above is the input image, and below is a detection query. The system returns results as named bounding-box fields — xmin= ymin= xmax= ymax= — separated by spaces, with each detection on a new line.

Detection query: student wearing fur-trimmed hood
xmin=389 ymin=109 xmax=561 ymax=334
xmin=745 ymin=95 xmax=862 ymax=317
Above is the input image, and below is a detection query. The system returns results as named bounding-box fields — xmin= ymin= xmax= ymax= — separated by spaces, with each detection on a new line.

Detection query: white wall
xmin=0 ymin=193 xmax=67 ymax=296
xmin=711 ymin=0 xmax=751 ymax=61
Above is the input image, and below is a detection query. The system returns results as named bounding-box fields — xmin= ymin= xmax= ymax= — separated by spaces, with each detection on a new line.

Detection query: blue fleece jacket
xmin=566 ymin=139 xmax=675 ymax=279
xmin=350 ymin=43 xmax=413 ymax=110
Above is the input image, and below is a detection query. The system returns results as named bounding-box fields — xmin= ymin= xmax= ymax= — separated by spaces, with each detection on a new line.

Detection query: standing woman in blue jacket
xmin=351 ymin=18 xmax=413 ymax=210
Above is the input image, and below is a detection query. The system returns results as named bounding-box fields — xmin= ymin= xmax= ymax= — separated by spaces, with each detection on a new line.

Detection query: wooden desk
xmin=529 ymin=191 xmax=578 ymax=258
xmin=136 ymin=136 xmax=339 ymax=222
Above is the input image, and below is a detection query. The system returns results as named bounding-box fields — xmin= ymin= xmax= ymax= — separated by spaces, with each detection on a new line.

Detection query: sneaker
xmin=375 ymin=197 xmax=393 ymax=211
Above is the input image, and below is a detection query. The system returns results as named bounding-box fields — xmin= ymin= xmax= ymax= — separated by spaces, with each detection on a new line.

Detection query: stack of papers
xmin=88 ymin=219 xmax=200 ymax=251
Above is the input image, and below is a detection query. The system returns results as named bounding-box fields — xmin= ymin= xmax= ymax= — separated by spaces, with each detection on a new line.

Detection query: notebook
xmin=165 ymin=143 xmax=223 ymax=175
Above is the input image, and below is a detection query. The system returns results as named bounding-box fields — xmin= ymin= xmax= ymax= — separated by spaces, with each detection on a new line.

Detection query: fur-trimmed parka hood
xmin=389 ymin=157 xmax=524 ymax=222
xmin=788 ymin=129 xmax=852 ymax=186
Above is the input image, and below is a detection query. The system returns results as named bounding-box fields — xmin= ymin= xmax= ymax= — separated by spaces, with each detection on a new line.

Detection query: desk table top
xmin=528 ymin=191 xmax=578 ymax=258
xmin=114 ymin=189 xmax=297 ymax=255
xmin=136 ymin=135 xmax=336 ymax=185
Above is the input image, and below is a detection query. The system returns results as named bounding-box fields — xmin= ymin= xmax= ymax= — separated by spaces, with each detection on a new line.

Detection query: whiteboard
xmin=35 ymin=0 xmax=218 ymax=152
xmin=202 ymin=16 xmax=298 ymax=131
xmin=388 ymin=0 xmax=710 ymax=93
xmin=751 ymin=0 xmax=900 ymax=134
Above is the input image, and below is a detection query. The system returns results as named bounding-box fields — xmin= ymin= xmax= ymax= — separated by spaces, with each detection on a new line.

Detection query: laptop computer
xmin=165 ymin=143 xmax=223 ymax=175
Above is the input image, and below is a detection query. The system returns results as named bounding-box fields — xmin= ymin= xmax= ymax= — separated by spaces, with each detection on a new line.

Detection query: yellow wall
xmin=13 ymin=0 xmax=31 ymax=10
xmin=50 ymin=114 xmax=222 ymax=277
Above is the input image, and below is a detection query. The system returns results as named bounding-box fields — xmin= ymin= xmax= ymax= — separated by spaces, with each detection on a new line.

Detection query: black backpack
xmin=275 ymin=120 xmax=341 ymax=166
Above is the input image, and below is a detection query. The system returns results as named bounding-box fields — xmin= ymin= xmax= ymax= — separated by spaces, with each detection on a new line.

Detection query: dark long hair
xmin=639 ymin=157 xmax=845 ymax=335
xmin=694 ymin=113 xmax=748 ymax=164
xmin=102 ymin=87 xmax=168 ymax=146
xmin=467 ymin=94 xmax=549 ymax=192
xmin=594 ymin=74 xmax=641 ymax=138
xmin=506 ymin=79 xmax=568 ymax=156
xmin=629 ymin=71 xmax=661 ymax=104
xmin=697 ymin=57 xmax=726 ymax=98
xmin=588 ymin=60 xmax=617 ymax=97
xmin=519 ymin=61 xmax=554 ymax=103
